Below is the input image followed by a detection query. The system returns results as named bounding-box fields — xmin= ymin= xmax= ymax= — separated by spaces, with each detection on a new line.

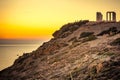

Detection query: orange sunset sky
xmin=0 ymin=0 xmax=120 ymax=40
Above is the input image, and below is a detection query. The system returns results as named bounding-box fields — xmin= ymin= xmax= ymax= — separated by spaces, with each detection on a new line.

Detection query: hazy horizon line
xmin=0 ymin=39 xmax=45 ymax=44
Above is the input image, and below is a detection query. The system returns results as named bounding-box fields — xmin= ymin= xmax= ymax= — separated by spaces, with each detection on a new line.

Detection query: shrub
xmin=118 ymin=31 xmax=120 ymax=34
xmin=66 ymin=67 xmax=82 ymax=79
xmin=110 ymin=38 xmax=120 ymax=46
xmin=68 ymin=37 xmax=77 ymax=42
xmin=97 ymin=27 xmax=118 ymax=36
xmin=90 ymin=66 xmax=97 ymax=74
xmin=98 ymin=52 xmax=114 ymax=56
xmin=97 ymin=30 xmax=109 ymax=36
xmin=61 ymin=20 xmax=89 ymax=30
xmin=106 ymin=52 xmax=115 ymax=56
xmin=61 ymin=20 xmax=89 ymax=34
xmin=69 ymin=42 xmax=80 ymax=49
xmin=82 ymin=35 xmax=97 ymax=43
xmin=52 ymin=20 xmax=89 ymax=38
xmin=80 ymin=32 xmax=94 ymax=38
xmin=109 ymin=27 xmax=117 ymax=32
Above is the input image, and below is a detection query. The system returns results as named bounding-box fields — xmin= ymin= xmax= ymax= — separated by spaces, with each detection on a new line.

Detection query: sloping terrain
xmin=0 ymin=21 xmax=120 ymax=80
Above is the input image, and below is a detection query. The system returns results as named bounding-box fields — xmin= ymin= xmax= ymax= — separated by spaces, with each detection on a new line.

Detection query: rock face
xmin=0 ymin=21 xmax=120 ymax=80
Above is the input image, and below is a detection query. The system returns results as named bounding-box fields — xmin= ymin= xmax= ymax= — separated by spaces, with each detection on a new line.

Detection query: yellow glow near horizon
xmin=0 ymin=0 xmax=120 ymax=40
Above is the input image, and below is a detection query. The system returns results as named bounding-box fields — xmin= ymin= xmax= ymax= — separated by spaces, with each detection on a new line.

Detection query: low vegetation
xmin=68 ymin=37 xmax=77 ymax=42
xmin=80 ymin=32 xmax=94 ymax=38
xmin=82 ymin=35 xmax=97 ymax=43
xmin=69 ymin=42 xmax=80 ymax=49
xmin=1 ymin=21 xmax=120 ymax=80
xmin=14 ymin=53 xmax=30 ymax=64
xmin=79 ymin=31 xmax=97 ymax=43
xmin=61 ymin=20 xmax=89 ymax=32
xmin=53 ymin=20 xmax=89 ymax=38
xmin=98 ymin=52 xmax=115 ymax=56
xmin=97 ymin=27 xmax=119 ymax=36
xmin=110 ymin=38 xmax=120 ymax=46
xmin=66 ymin=67 xmax=82 ymax=80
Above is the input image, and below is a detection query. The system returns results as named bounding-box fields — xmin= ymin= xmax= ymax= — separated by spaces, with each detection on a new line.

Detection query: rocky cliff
xmin=0 ymin=21 xmax=120 ymax=80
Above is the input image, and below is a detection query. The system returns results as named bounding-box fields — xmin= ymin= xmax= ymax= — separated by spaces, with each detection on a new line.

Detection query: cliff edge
xmin=0 ymin=21 xmax=120 ymax=80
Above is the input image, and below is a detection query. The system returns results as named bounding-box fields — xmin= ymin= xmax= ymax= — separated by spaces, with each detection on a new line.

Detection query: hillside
xmin=0 ymin=21 xmax=120 ymax=80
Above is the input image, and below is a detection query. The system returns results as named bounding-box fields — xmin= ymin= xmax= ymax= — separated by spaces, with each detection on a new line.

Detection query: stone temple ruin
xmin=106 ymin=11 xmax=116 ymax=21
xmin=96 ymin=12 xmax=103 ymax=21
xmin=96 ymin=11 xmax=116 ymax=22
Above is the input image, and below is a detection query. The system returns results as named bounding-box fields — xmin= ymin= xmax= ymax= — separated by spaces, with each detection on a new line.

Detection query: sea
xmin=0 ymin=39 xmax=44 ymax=71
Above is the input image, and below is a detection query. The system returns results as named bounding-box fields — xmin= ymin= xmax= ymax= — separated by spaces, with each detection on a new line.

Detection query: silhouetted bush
xmin=61 ymin=20 xmax=89 ymax=31
xmin=80 ymin=32 xmax=94 ymax=38
xmin=60 ymin=31 xmax=72 ymax=38
xmin=66 ymin=67 xmax=82 ymax=80
xmin=60 ymin=20 xmax=89 ymax=35
xmin=14 ymin=53 xmax=30 ymax=64
xmin=68 ymin=37 xmax=77 ymax=42
xmin=110 ymin=38 xmax=120 ymax=46
xmin=97 ymin=27 xmax=118 ymax=36
xmin=82 ymin=35 xmax=97 ymax=43
xmin=52 ymin=20 xmax=89 ymax=38
xmin=117 ymin=31 xmax=120 ymax=34
xmin=109 ymin=27 xmax=118 ymax=32
xmin=98 ymin=52 xmax=114 ymax=56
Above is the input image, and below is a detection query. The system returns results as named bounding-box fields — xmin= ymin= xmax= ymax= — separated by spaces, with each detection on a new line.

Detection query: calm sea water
xmin=0 ymin=43 xmax=41 ymax=71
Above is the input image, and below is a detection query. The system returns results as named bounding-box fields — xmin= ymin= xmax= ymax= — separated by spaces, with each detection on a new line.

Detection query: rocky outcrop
xmin=0 ymin=21 xmax=120 ymax=80
xmin=52 ymin=20 xmax=89 ymax=38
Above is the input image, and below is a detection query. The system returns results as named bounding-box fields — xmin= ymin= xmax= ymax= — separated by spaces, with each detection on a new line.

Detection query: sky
xmin=0 ymin=0 xmax=120 ymax=40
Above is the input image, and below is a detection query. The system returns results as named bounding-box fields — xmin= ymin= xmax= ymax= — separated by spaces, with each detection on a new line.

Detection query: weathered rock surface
xmin=0 ymin=21 xmax=120 ymax=80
